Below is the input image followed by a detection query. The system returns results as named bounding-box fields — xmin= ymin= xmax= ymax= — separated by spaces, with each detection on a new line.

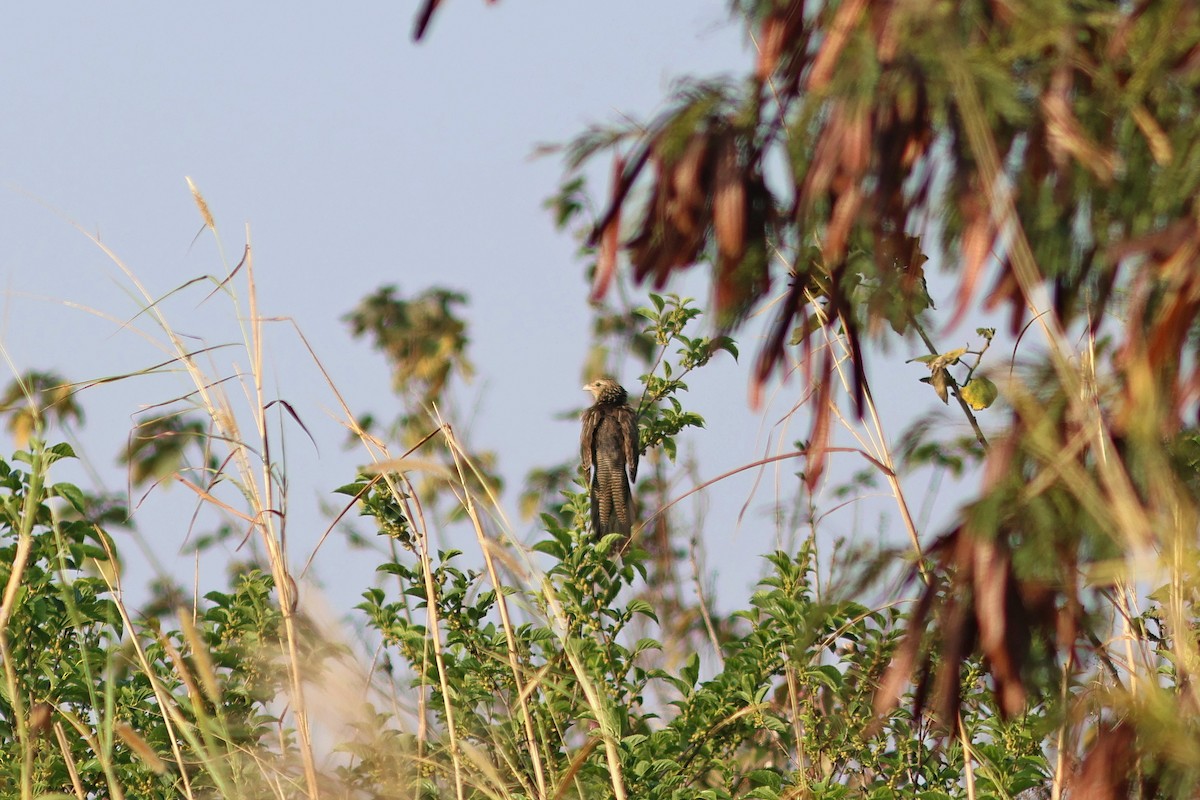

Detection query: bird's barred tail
xmin=591 ymin=463 xmax=633 ymax=536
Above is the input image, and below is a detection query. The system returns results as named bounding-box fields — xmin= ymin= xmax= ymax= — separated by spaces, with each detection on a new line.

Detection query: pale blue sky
xmin=0 ymin=3 xmax=986 ymax=616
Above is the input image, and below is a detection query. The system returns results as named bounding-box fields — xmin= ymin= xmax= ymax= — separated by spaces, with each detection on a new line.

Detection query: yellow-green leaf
xmin=932 ymin=347 xmax=968 ymax=370
xmin=961 ymin=377 xmax=998 ymax=410
xmin=909 ymin=347 xmax=967 ymax=371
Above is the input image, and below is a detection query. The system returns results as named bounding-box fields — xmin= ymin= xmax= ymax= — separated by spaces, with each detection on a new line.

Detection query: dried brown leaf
xmin=755 ymin=0 xmax=806 ymax=81
xmin=800 ymin=102 xmax=847 ymax=207
xmin=1106 ymin=218 xmax=1193 ymax=266
xmin=1173 ymin=39 xmax=1200 ymax=76
xmin=1041 ymin=67 xmax=1122 ymax=182
xmin=1147 ymin=279 xmax=1200 ymax=377
xmin=589 ymin=141 xmax=654 ymax=249
xmin=932 ymin=589 xmax=973 ymax=728
xmin=804 ymin=354 xmax=834 ymax=493
xmin=1107 ymin=0 xmax=1153 ymax=60
xmin=971 ymin=536 xmax=1026 ymax=717
xmin=712 ymin=134 xmax=746 ymax=266
xmin=982 ymin=261 xmax=1024 ymax=335
xmin=669 ymin=134 xmax=712 ymax=237
xmin=806 ymin=0 xmax=868 ymax=91
xmin=987 ymin=0 xmax=1017 ymax=26
xmin=413 ymin=0 xmax=441 ymax=41
xmin=626 ymin=130 xmax=715 ymax=288
xmin=752 ymin=275 xmax=807 ymax=408
xmin=414 ymin=0 xmax=500 ymax=40
xmin=872 ymin=570 xmax=941 ymax=723
xmin=869 ymin=0 xmax=903 ymax=63
xmin=824 ymin=263 xmax=868 ymax=416
xmin=116 ymin=722 xmax=168 ymax=774
xmin=823 ymin=185 xmax=862 ymax=265
xmin=950 ymin=188 xmax=995 ymax=329
xmin=757 ymin=13 xmax=787 ymax=82
xmin=628 ymin=163 xmax=675 ymax=284
xmin=842 ymin=105 xmax=871 ymax=180
xmin=1132 ymin=105 xmax=1173 ymax=166
xmin=590 ymin=154 xmax=625 ymax=302
xmin=714 ymin=208 xmax=770 ymax=331
xmin=593 ymin=218 xmax=620 ymax=302
xmin=1071 ymin=722 xmax=1136 ymax=800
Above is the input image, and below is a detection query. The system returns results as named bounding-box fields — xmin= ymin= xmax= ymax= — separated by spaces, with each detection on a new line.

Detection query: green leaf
xmin=811 ymin=664 xmax=845 ymax=689
xmin=746 ymin=788 xmax=781 ymax=800
xmin=531 ymin=539 xmax=564 ymax=558
xmin=626 ymin=599 xmax=658 ymax=622
xmin=45 ymin=442 xmax=77 ymax=462
xmin=51 ymin=482 xmax=88 ymax=513
xmin=632 ymin=638 xmax=662 ymax=656
xmin=713 ymin=335 xmax=739 ymax=360
xmin=597 ymin=532 xmax=627 ymax=554
xmin=748 ymin=769 xmax=783 ymax=790
xmin=680 ymin=652 xmax=700 ymax=688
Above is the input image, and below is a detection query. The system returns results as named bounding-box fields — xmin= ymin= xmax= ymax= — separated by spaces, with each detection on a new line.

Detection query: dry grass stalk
xmin=440 ymin=416 xmax=549 ymax=800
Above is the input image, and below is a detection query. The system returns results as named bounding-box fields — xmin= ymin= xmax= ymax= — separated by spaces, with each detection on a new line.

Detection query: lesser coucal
xmin=581 ymin=378 xmax=639 ymax=537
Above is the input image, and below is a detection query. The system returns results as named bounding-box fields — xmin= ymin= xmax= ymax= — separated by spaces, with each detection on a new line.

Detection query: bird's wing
xmin=580 ymin=406 xmax=600 ymax=481
xmin=621 ymin=405 xmax=639 ymax=483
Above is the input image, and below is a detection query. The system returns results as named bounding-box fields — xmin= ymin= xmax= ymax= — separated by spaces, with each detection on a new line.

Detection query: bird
xmin=580 ymin=378 xmax=640 ymax=537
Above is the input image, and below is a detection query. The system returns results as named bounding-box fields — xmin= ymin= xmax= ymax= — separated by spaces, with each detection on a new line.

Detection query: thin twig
xmin=688 ymin=535 xmax=723 ymax=664
xmin=648 ymin=446 xmax=898 ymax=530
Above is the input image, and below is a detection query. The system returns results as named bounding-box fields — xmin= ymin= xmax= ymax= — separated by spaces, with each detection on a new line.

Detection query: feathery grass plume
xmin=185 ymin=176 xmax=214 ymax=231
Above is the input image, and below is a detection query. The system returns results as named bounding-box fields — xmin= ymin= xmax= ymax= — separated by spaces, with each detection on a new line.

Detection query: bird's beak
xmin=581 ymin=383 xmax=591 ymax=391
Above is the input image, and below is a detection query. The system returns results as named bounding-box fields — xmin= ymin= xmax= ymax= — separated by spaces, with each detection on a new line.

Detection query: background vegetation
xmin=3 ymin=1 xmax=1200 ymax=797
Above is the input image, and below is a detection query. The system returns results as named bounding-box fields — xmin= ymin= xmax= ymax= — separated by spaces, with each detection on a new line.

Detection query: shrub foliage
xmin=3 ymin=2 xmax=1200 ymax=799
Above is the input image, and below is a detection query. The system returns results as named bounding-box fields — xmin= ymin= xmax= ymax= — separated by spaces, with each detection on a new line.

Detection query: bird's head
xmin=582 ymin=378 xmax=628 ymax=406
